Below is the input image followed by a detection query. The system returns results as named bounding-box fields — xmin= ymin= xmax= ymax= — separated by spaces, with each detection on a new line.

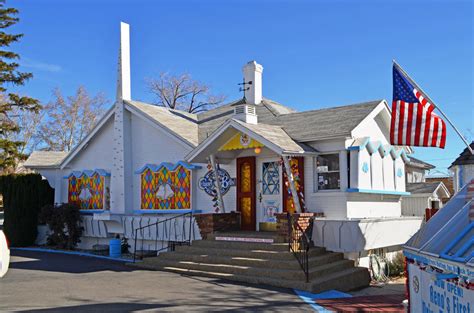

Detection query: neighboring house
xmin=405 ymin=156 xmax=434 ymax=183
xmin=402 ymin=156 xmax=451 ymax=217
xmin=449 ymin=141 xmax=474 ymax=193
xmin=24 ymin=23 xmax=423 ymax=268
xmin=402 ymin=182 xmax=450 ymax=216
xmin=426 ymin=175 xmax=454 ymax=202
xmin=403 ymin=180 xmax=474 ymax=309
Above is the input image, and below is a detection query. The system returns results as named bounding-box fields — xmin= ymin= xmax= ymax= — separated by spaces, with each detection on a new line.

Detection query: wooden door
xmin=283 ymin=157 xmax=305 ymax=213
xmin=237 ymin=157 xmax=256 ymax=231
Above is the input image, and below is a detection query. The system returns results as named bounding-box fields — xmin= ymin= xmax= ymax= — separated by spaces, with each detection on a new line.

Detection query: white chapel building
xmin=25 ymin=23 xmax=424 ymax=267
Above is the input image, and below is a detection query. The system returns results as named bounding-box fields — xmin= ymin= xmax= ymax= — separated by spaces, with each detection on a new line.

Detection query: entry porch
xmin=187 ymin=118 xmax=317 ymax=232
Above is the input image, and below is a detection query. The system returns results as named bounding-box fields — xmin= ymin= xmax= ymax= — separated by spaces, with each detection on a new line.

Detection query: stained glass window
xmin=262 ymin=162 xmax=280 ymax=195
xmin=139 ymin=163 xmax=192 ymax=210
xmin=67 ymin=170 xmax=108 ymax=210
xmin=241 ymin=162 xmax=252 ymax=193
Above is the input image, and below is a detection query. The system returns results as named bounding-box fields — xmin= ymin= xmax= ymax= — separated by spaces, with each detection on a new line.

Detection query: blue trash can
xmin=109 ymin=239 xmax=121 ymax=258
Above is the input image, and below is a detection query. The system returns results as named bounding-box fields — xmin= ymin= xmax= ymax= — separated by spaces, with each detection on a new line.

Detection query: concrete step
xmin=175 ymin=244 xmax=326 ymax=260
xmin=310 ymin=267 xmax=371 ymax=293
xmin=133 ymin=260 xmax=369 ymax=292
xmin=191 ymin=239 xmax=289 ymax=251
xmin=134 ymin=262 xmax=312 ymax=290
xmin=157 ymin=249 xmax=345 ymax=272
xmin=208 ymin=231 xmax=279 ymax=240
xmin=143 ymin=257 xmax=353 ymax=281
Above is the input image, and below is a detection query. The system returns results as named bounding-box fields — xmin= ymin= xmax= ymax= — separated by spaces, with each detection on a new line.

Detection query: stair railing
xmin=287 ymin=213 xmax=314 ymax=283
xmin=132 ymin=212 xmax=196 ymax=262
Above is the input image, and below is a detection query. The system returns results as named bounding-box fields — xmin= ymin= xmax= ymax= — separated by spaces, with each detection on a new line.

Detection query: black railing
xmin=133 ymin=212 xmax=196 ymax=262
xmin=287 ymin=213 xmax=314 ymax=283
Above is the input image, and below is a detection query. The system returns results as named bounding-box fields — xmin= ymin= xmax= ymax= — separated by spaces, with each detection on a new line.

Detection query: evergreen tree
xmin=0 ymin=1 xmax=40 ymax=172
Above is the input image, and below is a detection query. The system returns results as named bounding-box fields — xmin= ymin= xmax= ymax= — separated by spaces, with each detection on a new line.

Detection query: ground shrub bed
xmin=39 ymin=203 xmax=83 ymax=249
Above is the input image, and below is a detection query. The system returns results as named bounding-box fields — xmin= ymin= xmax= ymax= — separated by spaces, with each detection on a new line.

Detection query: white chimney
xmin=242 ymin=61 xmax=263 ymax=105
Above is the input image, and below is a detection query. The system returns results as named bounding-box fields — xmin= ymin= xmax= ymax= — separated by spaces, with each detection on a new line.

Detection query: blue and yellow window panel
xmin=219 ymin=132 xmax=264 ymax=151
xmin=65 ymin=169 xmax=110 ymax=210
xmin=262 ymin=162 xmax=280 ymax=195
xmin=136 ymin=161 xmax=200 ymax=210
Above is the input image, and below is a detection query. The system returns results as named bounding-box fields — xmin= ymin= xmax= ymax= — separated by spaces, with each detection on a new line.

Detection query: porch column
xmin=282 ymin=156 xmax=302 ymax=213
xmin=210 ymin=154 xmax=226 ymax=213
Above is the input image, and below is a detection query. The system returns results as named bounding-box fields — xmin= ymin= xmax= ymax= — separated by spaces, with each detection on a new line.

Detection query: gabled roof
xmin=23 ymin=151 xmax=68 ymax=168
xmin=196 ymin=98 xmax=296 ymax=142
xmin=449 ymin=141 xmax=474 ymax=168
xmin=24 ymin=97 xmax=385 ymax=169
xmin=267 ymin=100 xmax=382 ymax=142
xmin=406 ymin=182 xmax=450 ymax=198
xmin=125 ymin=100 xmax=199 ymax=146
xmin=186 ymin=119 xmax=316 ymax=163
xmin=407 ymin=156 xmax=435 ymax=170
xmin=233 ymin=120 xmax=316 ymax=154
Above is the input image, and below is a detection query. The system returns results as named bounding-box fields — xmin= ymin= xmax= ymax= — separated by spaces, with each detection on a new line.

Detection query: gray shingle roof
xmin=196 ymin=98 xmax=296 ymax=142
xmin=406 ymin=182 xmax=443 ymax=194
xmin=267 ymin=100 xmax=382 ymax=142
xmin=449 ymin=142 xmax=474 ymax=168
xmin=126 ymin=100 xmax=199 ymax=146
xmin=24 ymin=151 xmax=68 ymax=168
xmin=25 ymin=98 xmax=382 ymax=168
xmin=233 ymin=119 xmax=316 ymax=154
xmin=407 ymin=156 xmax=435 ymax=170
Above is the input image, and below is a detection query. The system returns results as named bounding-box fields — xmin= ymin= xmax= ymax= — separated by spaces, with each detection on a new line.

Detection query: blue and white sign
xmin=199 ymin=169 xmax=235 ymax=197
xmin=409 ymin=264 xmax=473 ymax=313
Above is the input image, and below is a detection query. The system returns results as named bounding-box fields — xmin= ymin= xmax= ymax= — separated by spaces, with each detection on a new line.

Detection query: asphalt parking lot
xmin=0 ymin=250 xmax=312 ymax=312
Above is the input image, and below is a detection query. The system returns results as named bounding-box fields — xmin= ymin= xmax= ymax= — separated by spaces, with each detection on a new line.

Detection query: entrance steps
xmin=133 ymin=232 xmax=370 ymax=293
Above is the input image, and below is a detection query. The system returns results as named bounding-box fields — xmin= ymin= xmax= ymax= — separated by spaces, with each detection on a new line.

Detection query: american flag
xmin=390 ymin=64 xmax=446 ymax=148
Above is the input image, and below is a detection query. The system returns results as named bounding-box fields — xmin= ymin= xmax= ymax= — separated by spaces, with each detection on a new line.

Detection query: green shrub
xmin=39 ymin=203 xmax=83 ymax=249
xmin=387 ymin=252 xmax=405 ymax=277
xmin=0 ymin=174 xmax=54 ymax=247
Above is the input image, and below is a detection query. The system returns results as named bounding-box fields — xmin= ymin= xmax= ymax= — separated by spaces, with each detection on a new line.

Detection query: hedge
xmin=0 ymin=174 xmax=54 ymax=247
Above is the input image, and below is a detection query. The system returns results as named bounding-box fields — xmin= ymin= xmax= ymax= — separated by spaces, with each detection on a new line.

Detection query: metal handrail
xmin=133 ymin=212 xmax=195 ymax=262
xmin=287 ymin=213 xmax=314 ymax=282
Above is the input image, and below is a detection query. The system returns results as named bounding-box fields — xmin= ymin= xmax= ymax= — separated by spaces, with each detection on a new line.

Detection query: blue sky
xmin=10 ymin=0 xmax=473 ymax=174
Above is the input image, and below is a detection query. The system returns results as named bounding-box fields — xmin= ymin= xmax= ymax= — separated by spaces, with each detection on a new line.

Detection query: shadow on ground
xmin=10 ymin=249 xmax=137 ymax=274
xmin=15 ymin=302 xmax=171 ymax=313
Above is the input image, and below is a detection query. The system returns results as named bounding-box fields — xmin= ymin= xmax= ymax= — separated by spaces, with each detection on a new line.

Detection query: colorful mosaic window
xmin=262 ymin=162 xmax=280 ymax=195
xmin=137 ymin=162 xmax=199 ymax=210
xmin=67 ymin=170 xmax=109 ymax=210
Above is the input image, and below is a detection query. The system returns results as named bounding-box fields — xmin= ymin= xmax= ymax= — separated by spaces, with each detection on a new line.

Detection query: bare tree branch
xmin=147 ymin=72 xmax=226 ymax=113
xmin=37 ymin=86 xmax=109 ymax=152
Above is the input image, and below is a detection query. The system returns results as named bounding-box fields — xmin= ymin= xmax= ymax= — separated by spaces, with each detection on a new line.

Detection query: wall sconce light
xmin=254 ymin=147 xmax=262 ymax=154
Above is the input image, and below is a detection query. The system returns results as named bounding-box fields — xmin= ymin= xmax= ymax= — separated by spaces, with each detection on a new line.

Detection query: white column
xmin=283 ymin=156 xmax=301 ymax=213
xmin=110 ymin=22 xmax=131 ymax=214
xmin=210 ymin=154 xmax=225 ymax=213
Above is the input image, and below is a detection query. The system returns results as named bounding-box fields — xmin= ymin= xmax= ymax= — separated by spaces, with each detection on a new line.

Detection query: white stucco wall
xmin=346 ymin=194 xmax=401 ymax=218
xmin=312 ymin=216 xmax=423 ymax=253
xmin=55 ymin=117 xmax=115 ymax=204
xmin=130 ymin=113 xmax=193 ymax=211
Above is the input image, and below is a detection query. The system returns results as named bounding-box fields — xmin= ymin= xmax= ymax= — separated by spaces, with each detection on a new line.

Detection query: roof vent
xmin=234 ymin=104 xmax=258 ymax=124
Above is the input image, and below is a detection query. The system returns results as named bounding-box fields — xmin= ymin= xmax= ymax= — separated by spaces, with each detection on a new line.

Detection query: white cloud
xmin=21 ymin=58 xmax=62 ymax=73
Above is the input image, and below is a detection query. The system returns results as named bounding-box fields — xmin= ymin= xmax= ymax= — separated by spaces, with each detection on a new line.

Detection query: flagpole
xmin=393 ymin=60 xmax=473 ymax=155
